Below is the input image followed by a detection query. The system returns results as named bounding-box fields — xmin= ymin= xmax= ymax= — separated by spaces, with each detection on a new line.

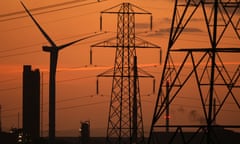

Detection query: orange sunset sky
xmin=0 ymin=0 xmax=239 ymax=137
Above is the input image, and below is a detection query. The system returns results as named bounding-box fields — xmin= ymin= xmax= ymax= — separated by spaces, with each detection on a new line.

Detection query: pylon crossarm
xmin=135 ymin=37 xmax=161 ymax=48
xmin=100 ymin=3 xmax=123 ymax=14
xmin=137 ymin=68 xmax=154 ymax=78
xmin=91 ymin=37 xmax=116 ymax=48
xmin=90 ymin=36 xmax=161 ymax=49
xmin=90 ymin=37 xmax=116 ymax=65
xmin=171 ymin=48 xmax=240 ymax=52
xmin=101 ymin=2 xmax=151 ymax=15
xmin=97 ymin=67 xmax=114 ymax=77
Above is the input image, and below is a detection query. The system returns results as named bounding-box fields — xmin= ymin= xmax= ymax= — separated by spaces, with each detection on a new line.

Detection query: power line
xmin=0 ymin=0 xmax=89 ymax=18
xmin=142 ymin=100 xmax=240 ymax=113
xmin=2 ymin=113 xmax=21 ymax=119
xmin=56 ymin=94 xmax=95 ymax=103
xmin=57 ymin=75 xmax=96 ymax=83
xmin=0 ymin=31 xmax=104 ymax=59
xmin=1 ymin=101 xmax=108 ymax=120
xmin=1 ymin=7 xmax=107 ymax=33
xmin=1 ymin=96 xmax=106 ymax=116
xmin=41 ymin=94 xmax=97 ymax=106
xmin=0 ymin=75 xmax=95 ymax=92
xmin=0 ymin=43 xmax=43 ymax=53
xmin=0 ymin=50 xmax=40 ymax=59
xmin=144 ymin=28 xmax=239 ymax=46
xmin=1 ymin=94 xmax=95 ymax=111
xmin=0 ymin=78 xmax=19 ymax=83
xmin=0 ymin=0 xmax=107 ymax=22
xmin=0 ymin=31 xmax=101 ymax=54
xmin=0 ymin=86 xmax=22 ymax=92
xmin=0 ymin=72 xmax=97 ymax=92
xmin=57 ymin=101 xmax=108 ymax=111
xmin=1 ymin=107 xmax=21 ymax=112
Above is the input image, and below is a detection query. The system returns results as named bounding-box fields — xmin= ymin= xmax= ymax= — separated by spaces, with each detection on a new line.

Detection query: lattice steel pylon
xmin=149 ymin=0 xmax=240 ymax=144
xmin=91 ymin=3 xmax=161 ymax=144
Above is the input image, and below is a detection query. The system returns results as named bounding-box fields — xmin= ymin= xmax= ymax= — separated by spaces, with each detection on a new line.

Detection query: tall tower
xmin=23 ymin=65 xmax=40 ymax=143
xmin=149 ymin=0 xmax=240 ymax=144
xmin=0 ymin=105 xmax=2 ymax=132
xmin=91 ymin=3 xmax=160 ymax=144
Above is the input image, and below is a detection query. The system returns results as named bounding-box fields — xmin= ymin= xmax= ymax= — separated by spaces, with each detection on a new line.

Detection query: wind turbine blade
xmin=58 ymin=32 xmax=105 ymax=50
xmin=20 ymin=1 xmax=57 ymax=47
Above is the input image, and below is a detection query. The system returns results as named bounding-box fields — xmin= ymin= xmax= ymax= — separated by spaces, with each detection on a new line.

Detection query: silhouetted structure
xmin=149 ymin=0 xmax=240 ymax=144
xmin=0 ymin=131 xmax=18 ymax=144
xmin=20 ymin=2 xmax=104 ymax=144
xmin=0 ymin=105 xmax=2 ymax=132
xmin=152 ymin=126 xmax=240 ymax=144
xmin=23 ymin=65 xmax=40 ymax=143
xmin=80 ymin=121 xmax=90 ymax=144
xmin=91 ymin=2 xmax=160 ymax=144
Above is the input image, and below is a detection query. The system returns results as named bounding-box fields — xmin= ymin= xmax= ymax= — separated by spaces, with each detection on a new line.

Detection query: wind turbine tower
xmin=91 ymin=3 xmax=161 ymax=144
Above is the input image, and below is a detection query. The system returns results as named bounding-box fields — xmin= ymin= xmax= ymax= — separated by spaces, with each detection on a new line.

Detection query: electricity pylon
xmin=91 ymin=3 xmax=161 ymax=144
xmin=149 ymin=0 xmax=240 ymax=144
xmin=21 ymin=2 xmax=103 ymax=144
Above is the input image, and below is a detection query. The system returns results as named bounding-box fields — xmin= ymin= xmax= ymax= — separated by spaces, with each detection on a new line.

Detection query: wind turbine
xmin=20 ymin=1 xmax=102 ymax=143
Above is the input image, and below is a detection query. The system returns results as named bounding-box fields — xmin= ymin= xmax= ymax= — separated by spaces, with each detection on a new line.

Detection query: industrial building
xmin=22 ymin=65 xmax=40 ymax=143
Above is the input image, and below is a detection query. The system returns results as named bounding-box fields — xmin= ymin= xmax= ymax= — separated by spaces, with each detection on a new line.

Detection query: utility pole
xmin=133 ymin=56 xmax=138 ymax=143
xmin=0 ymin=105 xmax=2 ymax=132
xmin=91 ymin=3 xmax=161 ymax=144
xmin=41 ymin=72 xmax=44 ymax=137
xmin=165 ymin=81 xmax=169 ymax=133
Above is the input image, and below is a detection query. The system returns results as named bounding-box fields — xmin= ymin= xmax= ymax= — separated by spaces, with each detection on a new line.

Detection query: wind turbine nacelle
xmin=42 ymin=46 xmax=54 ymax=52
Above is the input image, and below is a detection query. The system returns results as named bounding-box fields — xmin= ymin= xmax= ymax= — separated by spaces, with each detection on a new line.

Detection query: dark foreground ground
xmin=1 ymin=127 xmax=240 ymax=144
xmin=55 ymin=137 xmax=105 ymax=144
xmin=0 ymin=132 xmax=105 ymax=144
